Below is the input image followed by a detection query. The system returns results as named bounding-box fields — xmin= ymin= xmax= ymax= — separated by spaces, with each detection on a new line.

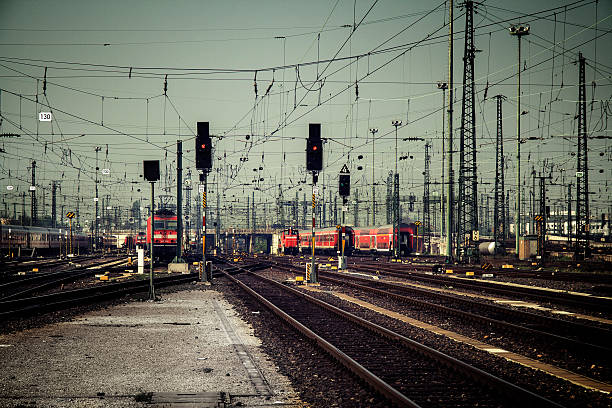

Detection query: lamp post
xmin=509 ymin=24 xmax=530 ymax=257
xmin=391 ymin=120 xmax=402 ymax=258
xmin=437 ymin=81 xmax=448 ymax=238
xmin=369 ymin=128 xmax=378 ymax=226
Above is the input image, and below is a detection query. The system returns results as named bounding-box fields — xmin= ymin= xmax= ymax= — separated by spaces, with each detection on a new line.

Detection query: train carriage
xmin=352 ymin=223 xmax=416 ymax=256
xmin=0 ymin=224 xmax=89 ymax=256
xmin=298 ymin=226 xmax=354 ymax=255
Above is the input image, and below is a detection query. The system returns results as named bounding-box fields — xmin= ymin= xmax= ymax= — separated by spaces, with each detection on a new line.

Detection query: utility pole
xmin=493 ymin=95 xmax=506 ymax=248
xmin=531 ymin=167 xmax=536 ymax=235
xmin=279 ymin=185 xmax=285 ymax=227
xmin=302 ymin=192 xmax=306 ymax=229
xmin=51 ymin=181 xmax=57 ymax=228
xmin=575 ymin=52 xmax=590 ymax=260
xmin=446 ymin=0 xmax=455 ymax=262
xmin=94 ymin=146 xmax=101 ymax=251
xmin=21 ymin=192 xmax=25 ymax=226
xmin=458 ymin=0 xmax=478 ymax=262
xmin=423 ymin=141 xmax=431 ymax=253
xmin=354 ymin=189 xmax=359 ymax=226
xmin=392 ymin=120 xmax=402 ymax=258
xmin=437 ymin=82 xmax=448 ymax=237
xmin=185 ymin=169 xmax=192 ymax=253
xmin=253 ymin=191 xmax=257 ymax=232
xmin=30 ymin=160 xmax=37 ymax=226
xmin=328 ymin=188 xmax=333 ymax=227
xmin=246 ymin=194 xmax=250 ymax=230
xmin=567 ymin=184 xmax=572 ymax=246
xmin=509 ymin=24 xmax=530 ymax=257
xmin=370 ymin=128 xmax=378 ymax=225
xmin=172 ymin=140 xmax=184 ymax=263
xmin=536 ymin=173 xmax=551 ymax=261
xmin=216 ymin=180 xmax=220 ymax=251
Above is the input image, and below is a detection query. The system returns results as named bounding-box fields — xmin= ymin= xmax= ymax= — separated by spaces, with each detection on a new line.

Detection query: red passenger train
xmin=279 ymin=223 xmax=417 ymax=256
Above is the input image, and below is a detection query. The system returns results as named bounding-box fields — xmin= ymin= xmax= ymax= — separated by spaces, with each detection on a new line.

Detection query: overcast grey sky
xmin=0 ymin=0 xmax=610 ymax=229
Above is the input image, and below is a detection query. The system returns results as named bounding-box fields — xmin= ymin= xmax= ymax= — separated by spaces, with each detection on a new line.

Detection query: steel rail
xmin=218 ymin=261 xmax=563 ymax=408
xmin=356 ymin=263 xmax=612 ymax=312
xmin=0 ymin=273 xmax=197 ymax=318
xmin=320 ymin=272 xmax=611 ymax=356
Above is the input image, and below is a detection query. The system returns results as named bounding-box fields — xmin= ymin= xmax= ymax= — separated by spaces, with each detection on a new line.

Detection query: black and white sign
xmin=38 ymin=112 xmax=52 ymax=122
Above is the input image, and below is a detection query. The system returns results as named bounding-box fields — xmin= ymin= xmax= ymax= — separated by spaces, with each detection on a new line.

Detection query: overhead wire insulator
xmin=254 ymin=71 xmax=258 ymax=99
xmin=265 ymin=69 xmax=274 ymax=96
xmin=43 ymin=67 xmax=47 ymax=95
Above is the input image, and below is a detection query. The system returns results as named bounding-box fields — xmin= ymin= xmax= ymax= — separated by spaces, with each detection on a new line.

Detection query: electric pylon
xmin=423 ymin=141 xmax=431 ymax=253
xmin=458 ymin=0 xmax=478 ymax=261
xmin=493 ymin=95 xmax=506 ymax=246
xmin=575 ymin=52 xmax=590 ymax=260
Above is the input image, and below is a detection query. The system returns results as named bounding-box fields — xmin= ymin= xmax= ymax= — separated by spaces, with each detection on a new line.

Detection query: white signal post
xmin=66 ymin=212 xmax=75 ymax=255
xmin=338 ymin=164 xmax=350 ymax=270
xmin=149 ymin=181 xmax=155 ymax=299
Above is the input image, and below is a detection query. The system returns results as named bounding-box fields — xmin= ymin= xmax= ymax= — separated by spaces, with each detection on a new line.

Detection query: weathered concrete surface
xmin=0 ymin=288 xmax=301 ymax=407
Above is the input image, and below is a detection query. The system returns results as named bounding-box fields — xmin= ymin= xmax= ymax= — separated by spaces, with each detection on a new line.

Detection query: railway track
xmin=255 ymin=257 xmax=612 ymax=384
xmin=0 ymin=257 xmax=127 ymax=300
xmin=350 ymin=263 xmax=612 ymax=313
xmin=0 ymin=255 xmax=95 ymax=278
xmin=218 ymin=261 xmax=562 ymax=408
xmin=0 ymin=272 xmax=197 ymax=319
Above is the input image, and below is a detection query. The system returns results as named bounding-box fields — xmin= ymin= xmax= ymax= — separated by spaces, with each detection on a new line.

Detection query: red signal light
xmin=201 ymin=144 xmax=206 ymax=149
xmin=312 ymin=145 xmax=318 ymax=151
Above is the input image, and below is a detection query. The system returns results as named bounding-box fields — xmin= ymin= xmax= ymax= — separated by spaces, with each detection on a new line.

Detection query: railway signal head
xmin=196 ymin=121 xmax=213 ymax=170
xmin=339 ymin=174 xmax=350 ymax=197
xmin=306 ymin=123 xmax=323 ymax=171
xmin=143 ymin=160 xmax=160 ymax=182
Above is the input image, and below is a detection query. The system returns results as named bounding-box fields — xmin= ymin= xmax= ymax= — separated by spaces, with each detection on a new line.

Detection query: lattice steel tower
xmin=493 ymin=95 xmax=506 ymax=244
xmin=575 ymin=52 xmax=590 ymax=259
xmin=423 ymin=141 xmax=431 ymax=253
xmin=458 ymin=0 xmax=478 ymax=259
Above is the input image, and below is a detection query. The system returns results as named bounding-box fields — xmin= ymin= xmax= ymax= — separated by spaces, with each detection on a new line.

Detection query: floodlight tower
xmin=509 ymin=23 xmax=530 ymax=257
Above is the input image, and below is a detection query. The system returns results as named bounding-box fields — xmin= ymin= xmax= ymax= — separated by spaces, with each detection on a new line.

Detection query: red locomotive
xmin=146 ymin=210 xmax=177 ymax=259
xmin=280 ymin=227 xmax=300 ymax=254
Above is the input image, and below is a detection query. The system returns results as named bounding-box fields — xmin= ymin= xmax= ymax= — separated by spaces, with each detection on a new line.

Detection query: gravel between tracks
xmin=216 ymin=275 xmax=392 ymax=408
xmin=259 ymin=267 xmax=612 ymax=408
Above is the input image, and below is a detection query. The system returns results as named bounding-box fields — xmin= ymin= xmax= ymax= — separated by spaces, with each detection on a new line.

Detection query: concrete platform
xmin=0 ymin=288 xmax=302 ymax=407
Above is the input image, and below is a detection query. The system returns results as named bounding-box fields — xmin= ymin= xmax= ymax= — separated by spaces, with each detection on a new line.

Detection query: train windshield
xmin=154 ymin=220 xmax=177 ymax=230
